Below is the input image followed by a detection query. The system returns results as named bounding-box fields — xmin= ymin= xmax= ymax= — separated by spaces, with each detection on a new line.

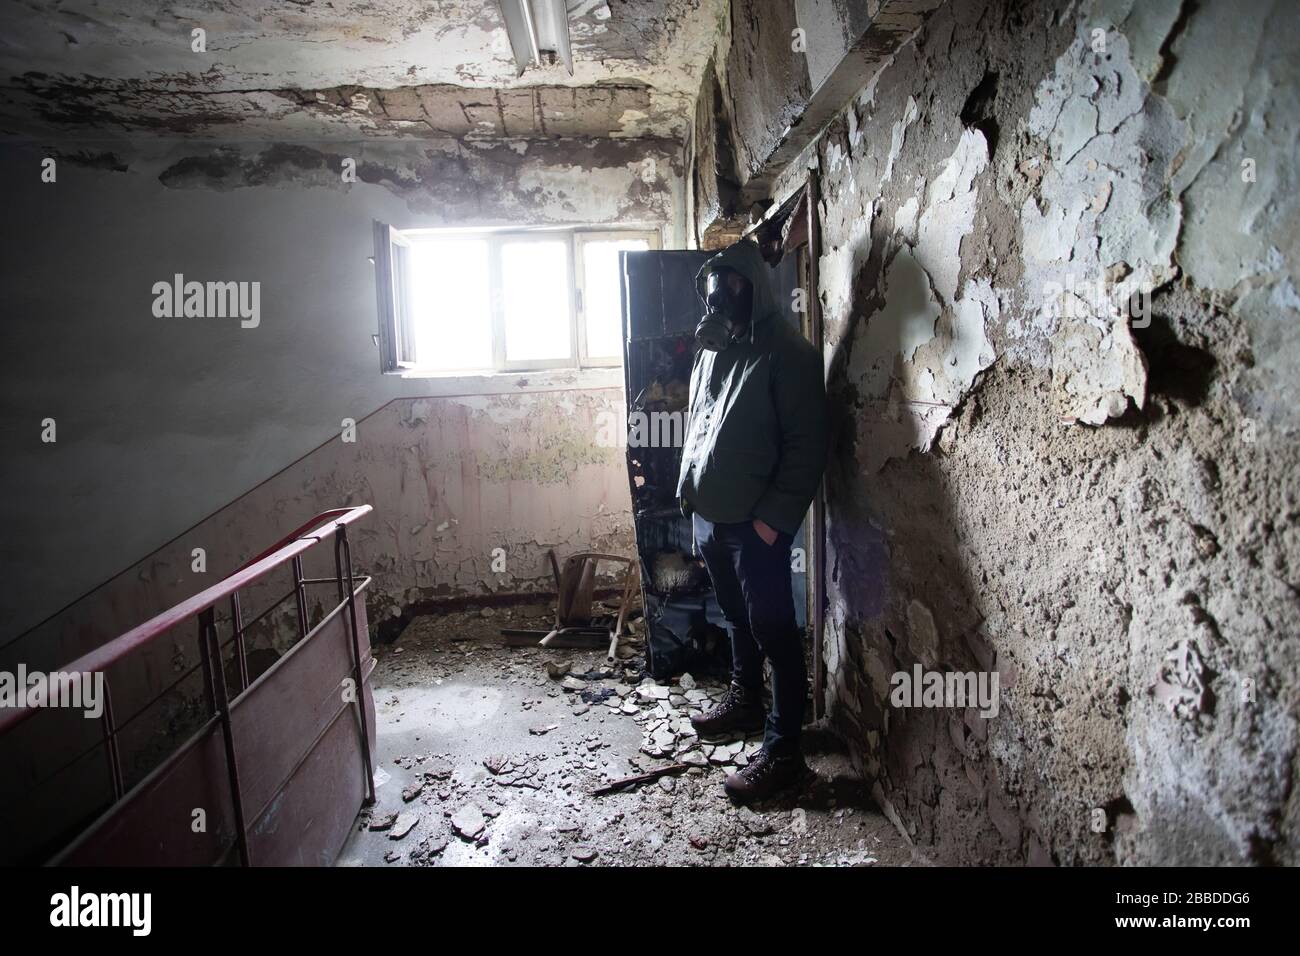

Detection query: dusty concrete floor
xmin=337 ymin=604 xmax=915 ymax=867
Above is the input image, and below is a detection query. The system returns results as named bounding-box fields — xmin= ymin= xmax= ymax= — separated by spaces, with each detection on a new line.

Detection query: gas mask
xmin=695 ymin=268 xmax=754 ymax=352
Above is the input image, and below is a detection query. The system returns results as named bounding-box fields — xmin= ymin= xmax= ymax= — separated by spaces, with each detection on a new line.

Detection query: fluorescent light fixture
xmin=498 ymin=0 xmax=573 ymax=75
xmin=531 ymin=0 xmax=573 ymax=74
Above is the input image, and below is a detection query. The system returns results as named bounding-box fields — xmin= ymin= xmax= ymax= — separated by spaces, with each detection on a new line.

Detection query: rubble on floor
xmin=337 ymin=604 xmax=915 ymax=867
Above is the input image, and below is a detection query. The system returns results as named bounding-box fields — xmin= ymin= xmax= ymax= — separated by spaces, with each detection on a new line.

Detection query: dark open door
xmin=618 ymin=249 xmax=812 ymax=680
xmin=619 ymin=250 xmax=720 ymax=679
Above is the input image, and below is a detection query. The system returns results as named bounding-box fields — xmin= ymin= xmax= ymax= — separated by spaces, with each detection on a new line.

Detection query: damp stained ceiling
xmin=0 ymin=0 xmax=726 ymax=141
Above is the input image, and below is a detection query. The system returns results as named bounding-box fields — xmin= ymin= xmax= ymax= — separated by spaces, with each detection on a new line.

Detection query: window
xmin=373 ymin=224 xmax=658 ymax=374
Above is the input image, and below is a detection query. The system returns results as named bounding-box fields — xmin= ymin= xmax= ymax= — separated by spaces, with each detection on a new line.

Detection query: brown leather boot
xmin=723 ymin=748 xmax=806 ymax=803
xmin=689 ymin=682 xmax=765 ymax=738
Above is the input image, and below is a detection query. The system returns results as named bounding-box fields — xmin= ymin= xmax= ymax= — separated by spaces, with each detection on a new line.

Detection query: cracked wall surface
xmin=707 ymin=0 xmax=1299 ymax=864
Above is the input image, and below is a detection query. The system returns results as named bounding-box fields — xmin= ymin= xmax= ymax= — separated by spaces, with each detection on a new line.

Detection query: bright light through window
xmin=407 ymin=239 xmax=492 ymax=371
xmin=374 ymin=225 xmax=658 ymax=375
xmin=582 ymin=238 xmax=650 ymax=359
xmin=502 ymin=239 xmax=571 ymax=363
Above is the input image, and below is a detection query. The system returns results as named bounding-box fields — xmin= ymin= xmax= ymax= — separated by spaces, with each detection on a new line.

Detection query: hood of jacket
xmin=694 ymin=238 xmax=781 ymax=334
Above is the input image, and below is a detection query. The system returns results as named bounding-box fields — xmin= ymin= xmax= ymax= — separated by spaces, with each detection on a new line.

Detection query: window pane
xmin=582 ymin=238 xmax=649 ymax=359
xmin=408 ymin=239 xmax=492 ymax=371
xmin=502 ymin=239 xmax=571 ymax=363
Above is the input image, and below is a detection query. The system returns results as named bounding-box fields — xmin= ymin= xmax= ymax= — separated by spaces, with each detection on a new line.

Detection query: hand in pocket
xmin=752 ymin=518 xmax=778 ymax=546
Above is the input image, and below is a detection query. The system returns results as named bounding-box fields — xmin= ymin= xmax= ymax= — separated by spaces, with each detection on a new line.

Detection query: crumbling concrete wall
xmin=690 ymin=59 xmax=734 ymax=242
xmin=725 ymin=0 xmax=813 ymax=186
xmin=0 ymin=138 xmax=675 ymax=642
xmin=691 ymin=0 xmax=941 ymax=243
xmin=708 ymin=0 xmax=1299 ymax=864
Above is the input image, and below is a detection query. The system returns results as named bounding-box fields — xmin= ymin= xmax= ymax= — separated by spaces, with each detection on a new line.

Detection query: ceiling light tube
xmin=499 ymin=0 xmax=541 ymax=77
xmin=498 ymin=0 xmax=572 ymax=76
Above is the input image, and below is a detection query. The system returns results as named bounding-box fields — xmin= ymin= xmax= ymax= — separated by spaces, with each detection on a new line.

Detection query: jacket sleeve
xmin=751 ymin=342 xmax=828 ymax=535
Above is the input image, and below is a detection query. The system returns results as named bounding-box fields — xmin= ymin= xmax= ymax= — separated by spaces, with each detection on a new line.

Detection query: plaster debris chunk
xmin=389 ymin=812 xmax=419 ymax=840
xmin=451 ymin=805 xmax=486 ymax=841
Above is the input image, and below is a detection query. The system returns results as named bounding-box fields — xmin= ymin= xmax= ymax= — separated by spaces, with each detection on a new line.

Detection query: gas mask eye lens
xmin=705 ymin=272 xmax=724 ymax=303
xmin=696 ymin=271 xmax=734 ymax=351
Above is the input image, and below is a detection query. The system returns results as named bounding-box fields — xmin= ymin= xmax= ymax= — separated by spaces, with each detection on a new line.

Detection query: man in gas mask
xmin=678 ymin=237 xmax=828 ymax=803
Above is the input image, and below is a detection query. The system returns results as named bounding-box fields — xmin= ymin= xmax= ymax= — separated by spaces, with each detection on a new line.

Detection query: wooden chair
xmin=540 ymin=550 xmax=642 ymax=661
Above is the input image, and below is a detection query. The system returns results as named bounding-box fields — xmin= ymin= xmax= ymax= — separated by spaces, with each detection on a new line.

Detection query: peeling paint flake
xmin=917 ymin=128 xmax=989 ymax=307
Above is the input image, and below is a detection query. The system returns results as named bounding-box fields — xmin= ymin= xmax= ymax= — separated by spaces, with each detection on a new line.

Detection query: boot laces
xmin=740 ymin=748 xmax=775 ymax=781
xmin=711 ymin=684 xmax=748 ymax=716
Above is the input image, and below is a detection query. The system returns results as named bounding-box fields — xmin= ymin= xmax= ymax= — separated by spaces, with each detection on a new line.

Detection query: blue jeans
xmin=692 ymin=513 xmax=805 ymax=757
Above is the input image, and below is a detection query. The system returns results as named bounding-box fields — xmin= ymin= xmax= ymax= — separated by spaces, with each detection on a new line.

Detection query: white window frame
xmin=573 ymin=230 xmax=660 ymax=367
xmin=373 ymin=223 xmax=660 ymax=376
xmin=494 ymin=230 xmax=577 ymax=371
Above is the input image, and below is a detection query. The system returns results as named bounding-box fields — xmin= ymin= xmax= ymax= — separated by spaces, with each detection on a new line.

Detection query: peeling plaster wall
xmin=1 ymin=390 xmax=634 ymax=679
xmin=725 ymin=0 xmax=813 ymax=184
xmin=693 ymin=0 xmax=938 ymax=242
xmin=690 ymin=59 xmax=728 ymax=241
xmin=0 ymin=137 xmax=676 ymax=643
xmin=150 ymin=137 xmax=685 ymax=222
xmin=709 ymin=0 xmax=1299 ymax=864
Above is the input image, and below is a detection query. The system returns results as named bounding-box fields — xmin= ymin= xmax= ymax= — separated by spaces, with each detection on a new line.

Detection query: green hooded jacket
xmin=675 ymin=239 xmax=828 ymax=535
